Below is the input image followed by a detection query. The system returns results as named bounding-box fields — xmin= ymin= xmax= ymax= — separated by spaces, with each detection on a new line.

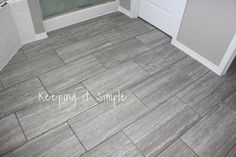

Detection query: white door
xmin=139 ymin=0 xmax=187 ymax=37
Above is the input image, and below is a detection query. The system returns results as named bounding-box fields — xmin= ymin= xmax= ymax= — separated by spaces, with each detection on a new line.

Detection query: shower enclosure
xmin=39 ymin=0 xmax=118 ymax=32
xmin=39 ymin=0 xmax=116 ymax=19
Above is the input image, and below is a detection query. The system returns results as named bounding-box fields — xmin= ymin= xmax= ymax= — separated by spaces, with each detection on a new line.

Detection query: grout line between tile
xmin=21 ymin=101 xmax=102 ymax=142
xmin=0 ymin=80 xmax=4 ymax=89
xmin=179 ymin=138 xmax=200 ymax=157
xmin=129 ymin=89 xmax=149 ymax=110
xmin=122 ymin=130 xmax=147 ymax=157
xmin=15 ymin=113 xmax=28 ymax=141
xmin=224 ymin=143 xmax=236 ymax=157
xmin=21 ymin=49 xmax=29 ymax=60
xmin=53 ymin=50 xmax=66 ymax=65
xmin=175 ymin=95 xmax=201 ymax=118
xmin=20 ymin=50 xmax=28 ymax=60
xmin=66 ymin=122 xmax=88 ymax=152
xmin=81 ymin=83 xmax=99 ymax=105
xmin=37 ymin=76 xmax=50 ymax=96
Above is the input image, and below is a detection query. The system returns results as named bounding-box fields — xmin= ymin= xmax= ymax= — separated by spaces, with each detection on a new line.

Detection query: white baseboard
xmin=35 ymin=32 xmax=48 ymax=41
xmin=172 ymin=40 xmax=222 ymax=75
xmin=43 ymin=1 xmax=119 ymax=32
xmin=218 ymin=33 xmax=236 ymax=75
xmin=118 ymin=6 xmax=134 ymax=18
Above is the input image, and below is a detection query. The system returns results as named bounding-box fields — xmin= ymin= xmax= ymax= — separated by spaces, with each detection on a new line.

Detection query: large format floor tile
xmin=107 ymin=12 xmax=138 ymax=26
xmin=56 ymin=34 xmax=111 ymax=63
xmin=82 ymin=61 xmax=148 ymax=99
xmin=39 ymin=55 xmax=106 ymax=93
xmin=22 ymin=31 xmax=77 ymax=58
xmin=124 ymin=97 xmax=200 ymax=157
xmin=181 ymin=105 xmax=236 ymax=157
xmin=177 ymin=72 xmax=236 ymax=116
xmin=104 ymin=20 xmax=152 ymax=44
xmin=134 ymin=42 xmax=186 ymax=74
xmin=157 ymin=139 xmax=197 ymax=157
xmin=69 ymin=91 xmax=148 ymax=150
xmin=81 ymin=132 xmax=144 ymax=157
xmin=136 ymin=30 xmax=171 ymax=49
xmin=1 ymin=12 xmax=236 ymax=157
xmin=0 ymin=52 xmax=64 ymax=88
xmin=224 ymin=89 xmax=236 ymax=111
xmin=130 ymin=57 xmax=208 ymax=109
xmin=68 ymin=18 xmax=117 ymax=40
xmin=107 ymin=12 xmax=155 ymax=31
xmin=7 ymin=50 xmax=26 ymax=65
xmin=94 ymin=38 xmax=150 ymax=68
xmin=4 ymin=123 xmax=85 ymax=157
xmin=17 ymin=83 xmax=97 ymax=140
xmin=0 ymin=115 xmax=26 ymax=156
xmin=224 ymin=59 xmax=236 ymax=86
xmin=0 ymin=78 xmax=47 ymax=119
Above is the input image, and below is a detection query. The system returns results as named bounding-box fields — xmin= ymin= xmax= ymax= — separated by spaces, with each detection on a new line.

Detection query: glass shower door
xmin=39 ymin=0 xmax=115 ymax=19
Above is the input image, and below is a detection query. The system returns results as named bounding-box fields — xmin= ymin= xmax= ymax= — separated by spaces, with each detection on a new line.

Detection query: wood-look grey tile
xmin=107 ymin=12 xmax=154 ymax=30
xmin=224 ymin=90 xmax=236 ymax=111
xmin=0 ymin=52 xmax=64 ymax=88
xmin=226 ymin=146 xmax=236 ymax=157
xmin=56 ymin=34 xmax=112 ymax=63
xmin=107 ymin=12 xmax=139 ymax=26
xmin=68 ymin=91 xmax=148 ymax=150
xmin=39 ymin=55 xmax=106 ymax=94
xmin=4 ymin=123 xmax=86 ymax=157
xmin=7 ymin=50 xmax=26 ymax=65
xmin=181 ymin=105 xmax=236 ymax=157
xmin=136 ymin=30 xmax=171 ymax=49
xmin=224 ymin=60 xmax=236 ymax=85
xmin=0 ymin=78 xmax=47 ymax=119
xmin=0 ymin=114 xmax=26 ymax=156
xmin=104 ymin=20 xmax=151 ymax=44
xmin=94 ymin=38 xmax=150 ymax=68
xmin=124 ymin=97 xmax=200 ymax=157
xmin=0 ymin=81 xmax=3 ymax=91
xmin=157 ymin=139 xmax=197 ymax=157
xmin=17 ymin=83 xmax=97 ymax=140
xmin=82 ymin=61 xmax=148 ymax=99
xmin=130 ymin=57 xmax=208 ymax=109
xmin=22 ymin=31 xmax=77 ymax=58
xmin=134 ymin=42 xmax=186 ymax=74
xmin=177 ymin=72 xmax=236 ymax=116
xmin=226 ymin=71 xmax=236 ymax=87
xmin=81 ymin=132 xmax=144 ymax=157
xmin=68 ymin=18 xmax=117 ymax=40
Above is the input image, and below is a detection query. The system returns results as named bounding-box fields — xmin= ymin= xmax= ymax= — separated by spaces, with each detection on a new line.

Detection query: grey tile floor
xmin=0 ymin=12 xmax=236 ymax=157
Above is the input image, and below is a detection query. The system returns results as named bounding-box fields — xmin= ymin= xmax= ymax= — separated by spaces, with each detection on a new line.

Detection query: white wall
xmin=0 ymin=5 xmax=21 ymax=71
xmin=9 ymin=0 xmax=36 ymax=44
xmin=176 ymin=0 xmax=236 ymax=66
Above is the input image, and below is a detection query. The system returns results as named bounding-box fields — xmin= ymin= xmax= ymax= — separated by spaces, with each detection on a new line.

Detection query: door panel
xmin=139 ymin=0 xmax=187 ymax=37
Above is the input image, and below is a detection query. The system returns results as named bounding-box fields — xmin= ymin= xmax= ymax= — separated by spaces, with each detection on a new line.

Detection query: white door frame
xmin=130 ymin=0 xmax=140 ymax=18
xmin=130 ymin=0 xmax=188 ymax=39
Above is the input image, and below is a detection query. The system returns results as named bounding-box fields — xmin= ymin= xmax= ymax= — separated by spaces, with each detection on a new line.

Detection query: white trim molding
xmin=118 ymin=6 xmax=133 ymax=18
xmin=172 ymin=34 xmax=236 ymax=76
xmin=130 ymin=0 xmax=140 ymax=18
xmin=218 ymin=34 xmax=236 ymax=75
xmin=172 ymin=40 xmax=220 ymax=75
xmin=44 ymin=1 xmax=119 ymax=32
xmin=35 ymin=32 xmax=48 ymax=41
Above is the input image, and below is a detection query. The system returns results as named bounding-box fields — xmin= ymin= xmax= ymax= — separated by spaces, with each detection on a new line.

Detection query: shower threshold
xmin=43 ymin=0 xmax=119 ymax=32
